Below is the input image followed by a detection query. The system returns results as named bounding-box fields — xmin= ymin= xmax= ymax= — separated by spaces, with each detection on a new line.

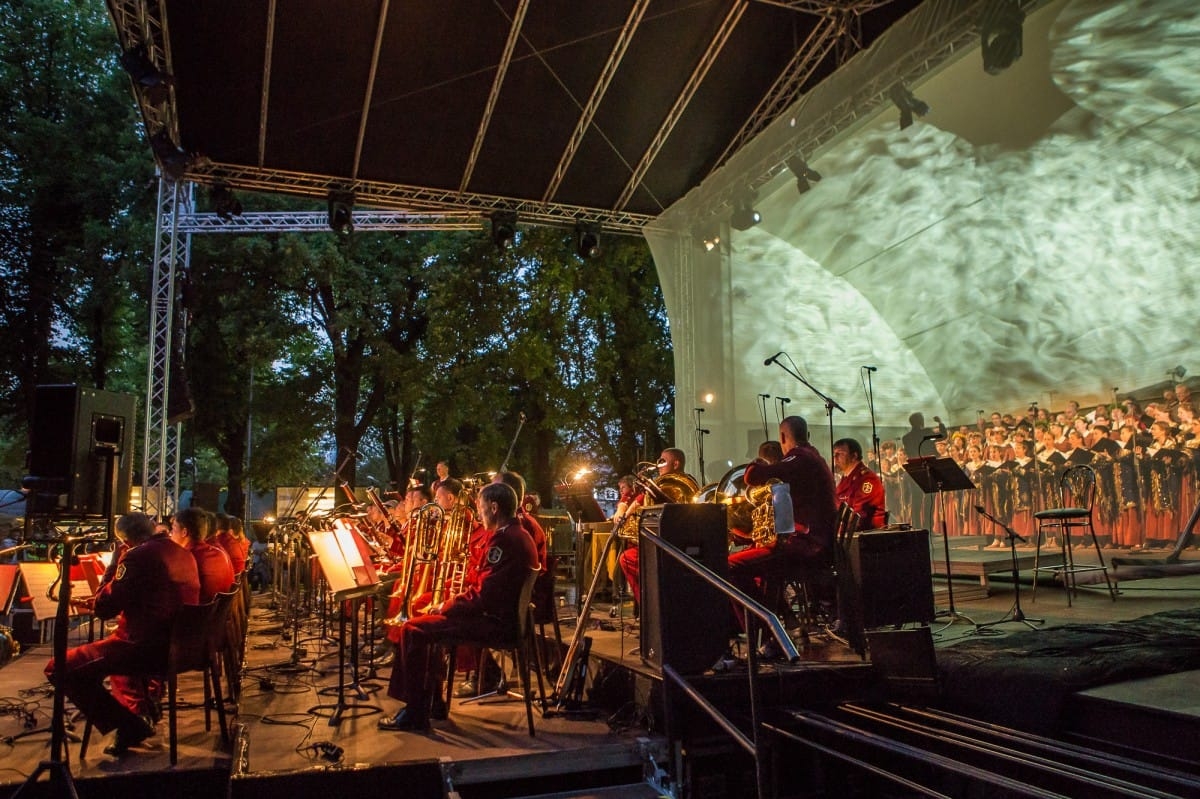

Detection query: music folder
xmin=308 ymin=521 xmax=379 ymax=595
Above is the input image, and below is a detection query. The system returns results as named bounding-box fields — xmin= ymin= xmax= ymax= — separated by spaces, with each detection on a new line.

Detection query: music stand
xmin=903 ymin=457 xmax=976 ymax=627
xmin=306 ymin=526 xmax=382 ymax=726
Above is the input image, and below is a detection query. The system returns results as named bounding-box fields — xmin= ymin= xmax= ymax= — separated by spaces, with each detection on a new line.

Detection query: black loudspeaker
xmin=639 ymin=503 xmax=729 ymax=674
xmin=850 ymin=529 xmax=934 ymax=628
xmin=25 ymin=384 xmax=136 ymax=517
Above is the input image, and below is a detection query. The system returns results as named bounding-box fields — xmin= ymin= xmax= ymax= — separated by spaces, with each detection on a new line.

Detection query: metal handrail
xmin=641 ymin=532 xmax=800 ymax=799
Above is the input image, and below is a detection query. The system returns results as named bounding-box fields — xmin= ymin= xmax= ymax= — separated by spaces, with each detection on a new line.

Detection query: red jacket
xmin=443 ymin=518 xmax=537 ymax=630
xmin=93 ymin=533 xmax=200 ymax=645
xmin=836 ymin=461 xmax=887 ymax=530
xmin=191 ymin=540 xmax=236 ymax=601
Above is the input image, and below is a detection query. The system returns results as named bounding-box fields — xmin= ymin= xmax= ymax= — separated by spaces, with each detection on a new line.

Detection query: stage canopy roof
xmin=107 ymin=0 xmax=922 ymax=234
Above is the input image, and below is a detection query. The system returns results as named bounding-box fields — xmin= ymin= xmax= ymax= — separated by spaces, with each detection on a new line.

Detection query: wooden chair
xmin=80 ymin=595 xmax=233 ymax=764
xmin=443 ymin=567 xmax=545 ymax=736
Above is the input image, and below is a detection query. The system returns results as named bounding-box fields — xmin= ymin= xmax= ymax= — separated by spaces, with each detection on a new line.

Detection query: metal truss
xmin=175 ymin=209 xmax=481 ymax=234
xmin=142 ymin=176 xmax=188 ymax=519
xmin=614 ymin=1 xmax=748 ymax=213
xmin=190 ymin=161 xmax=659 ymax=235
xmin=688 ymin=0 xmax=998 ymax=227
xmin=106 ymin=0 xmax=177 ymax=142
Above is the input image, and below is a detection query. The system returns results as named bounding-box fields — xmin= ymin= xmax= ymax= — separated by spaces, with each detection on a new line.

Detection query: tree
xmin=0 ymin=0 xmax=154 ymax=432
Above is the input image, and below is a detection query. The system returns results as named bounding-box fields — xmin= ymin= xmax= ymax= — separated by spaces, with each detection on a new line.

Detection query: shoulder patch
xmin=862 ymin=481 xmax=873 ymax=494
xmin=486 ymin=545 xmax=503 ymax=565
xmin=115 ymin=563 xmax=127 ymax=581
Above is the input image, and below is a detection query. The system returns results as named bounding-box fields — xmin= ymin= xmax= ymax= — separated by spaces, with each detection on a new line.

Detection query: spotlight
xmin=210 ymin=183 xmax=243 ymax=222
xmin=490 ymin=210 xmax=518 ymax=251
xmin=327 ymin=191 xmax=355 ymax=234
xmin=701 ymin=232 xmax=721 ymax=252
xmin=980 ymin=0 xmax=1024 ymax=76
xmin=785 ymin=155 xmax=822 ymax=194
xmin=574 ymin=221 xmax=600 ymax=259
xmin=889 ymin=83 xmax=930 ymax=130
xmin=150 ymin=131 xmax=189 ymax=181
xmin=730 ymin=197 xmax=761 ymax=231
xmin=120 ymin=44 xmax=172 ymax=104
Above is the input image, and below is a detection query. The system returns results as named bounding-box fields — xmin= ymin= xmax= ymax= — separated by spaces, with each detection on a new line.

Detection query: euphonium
xmin=654 ymin=473 xmax=700 ymax=503
xmin=749 ymin=479 xmax=780 ymax=547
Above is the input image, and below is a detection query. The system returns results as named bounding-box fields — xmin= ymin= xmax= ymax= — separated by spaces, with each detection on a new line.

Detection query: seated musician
xmin=728 ymin=416 xmax=837 ymax=640
xmin=378 ymin=482 xmax=537 ymax=732
xmin=171 ymin=507 xmax=236 ymax=602
xmin=46 ymin=513 xmax=200 ymax=755
xmin=213 ymin=513 xmax=251 ymax=576
xmin=832 ymin=437 xmax=887 ymax=530
xmin=617 ymin=448 xmax=696 ymax=605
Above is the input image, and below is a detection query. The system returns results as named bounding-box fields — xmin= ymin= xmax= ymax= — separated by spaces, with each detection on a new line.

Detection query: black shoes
xmin=377 ymin=707 xmax=430 ymax=732
xmin=430 ymin=697 xmax=448 ymax=721
xmin=104 ymin=714 xmax=155 ymax=756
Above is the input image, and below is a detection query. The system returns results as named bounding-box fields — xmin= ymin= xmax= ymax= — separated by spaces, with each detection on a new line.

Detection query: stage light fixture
xmin=490 ymin=210 xmax=518 ymax=251
xmin=327 ymin=191 xmax=355 ymax=234
xmin=150 ymin=131 xmax=189 ymax=181
xmin=730 ymin=197 xmax=761 ymax=231
xmin=209 ymin=183 xmax=243 ymax=222
xmin=120 ymin=44 xmax=172 ymax=104
xmin=785 ymin=155 xmax=822 ymax=194
xmin=574 ymin=221 xmax=601 ymax=259
xmin=980 ymin=0 xmax=1025 ymax=76
xmin=889 ymin=83 xmax=930 ymax=130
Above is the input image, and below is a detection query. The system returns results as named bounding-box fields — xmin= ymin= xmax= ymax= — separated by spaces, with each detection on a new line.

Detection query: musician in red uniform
xmin=378 ymin=482 xmax=537 ymax=732
xmin=832 ymin=437 xmax=887 ymax=530
xmin=617 ymin=448 xmax=692 ymax=604
xmin=213 ymin=513 xmax=251 ymax=575
xmin=172 ymin=507 xmax=236 ymax=602
xmin=730 ymin=416 xmax=837 ymax=605
xmin=46 ymin=513 xmax=200 ymax=755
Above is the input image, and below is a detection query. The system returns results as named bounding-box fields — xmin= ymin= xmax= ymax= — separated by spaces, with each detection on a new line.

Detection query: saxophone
xmin=748 ymin=479 xmax=780 ymax=547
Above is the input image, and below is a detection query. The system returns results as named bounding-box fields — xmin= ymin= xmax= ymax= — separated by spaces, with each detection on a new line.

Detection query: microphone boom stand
xmin=974 ymin=506 xmax=1043 ymax=632
xmin=766 ymin=356 xmax=844 ymax=464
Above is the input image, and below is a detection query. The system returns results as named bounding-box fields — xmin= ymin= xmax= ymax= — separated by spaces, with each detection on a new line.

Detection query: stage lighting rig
xmin=574 ymin=221 xmax=600 ymax=259
xmin=209 ymin=183 xmax=243 ymax=221
xmin=889 ymin=83 xmax=930 ymax=130
xmin=327 ymin=191 xmax=355 ymax=235
xmin=730 ymin=195 xmax=761 ymax=231
xmin=785 ymin=155 xmax=822 ymax=194
xmin=980 ymin=0 xmax=1025 ymax=76
xmin=490 ymin=210 xmax=518 ymax=251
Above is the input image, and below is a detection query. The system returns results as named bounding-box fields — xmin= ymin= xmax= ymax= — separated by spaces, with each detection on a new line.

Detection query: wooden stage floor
xmin=3 ymin=542 xmax=1200 ymax=797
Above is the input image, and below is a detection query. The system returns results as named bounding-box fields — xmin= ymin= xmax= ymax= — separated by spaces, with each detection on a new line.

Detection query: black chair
xmin=1032 ymin=463 xmax=1117 ymax=606
xmin=772 ymin=504 xmax=859 ymax=644
xmin=530 ymin=553 xmax=564 ymax=677
xmin=443 ymin=567 xmax=545 ymax=736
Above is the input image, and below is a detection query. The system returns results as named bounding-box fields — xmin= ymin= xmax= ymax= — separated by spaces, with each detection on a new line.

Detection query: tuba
xmin=654 ymin=473 xmax=700 ymax=503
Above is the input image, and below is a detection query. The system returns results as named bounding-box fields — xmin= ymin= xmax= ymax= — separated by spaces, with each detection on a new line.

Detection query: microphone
xmin=519 ymin=411 xmax=527 ymax=422
xmin=763 ymin=351 xmax=783 ymax=366
xmin=862 ymin=365 xmax=877 ymax=372
xmin=694 ymin=407 xmax=705 ymax=413
xmin=698 ymin=428 xmax=710 ymax=435
xmin=922 ymin=432 xmax=946 ymax=442
xmin=758 ymin=393 xmax=770 ymax=399
xmin=778 ymin=397 xmax=791 ymax=404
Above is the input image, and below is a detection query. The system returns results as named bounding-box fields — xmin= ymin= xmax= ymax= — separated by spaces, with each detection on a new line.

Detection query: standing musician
xmin=617 ymin=448 xmax=697 ymax=606
xmin=378 ymin=482 xmax=537 ymax=732
xmin=832 ymin=437 xmax=887 ymax=530
xmin=729 ymin=416 xmax=837 ymax=613
xmin=46 ymin=513 xmax=200 ymax=755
